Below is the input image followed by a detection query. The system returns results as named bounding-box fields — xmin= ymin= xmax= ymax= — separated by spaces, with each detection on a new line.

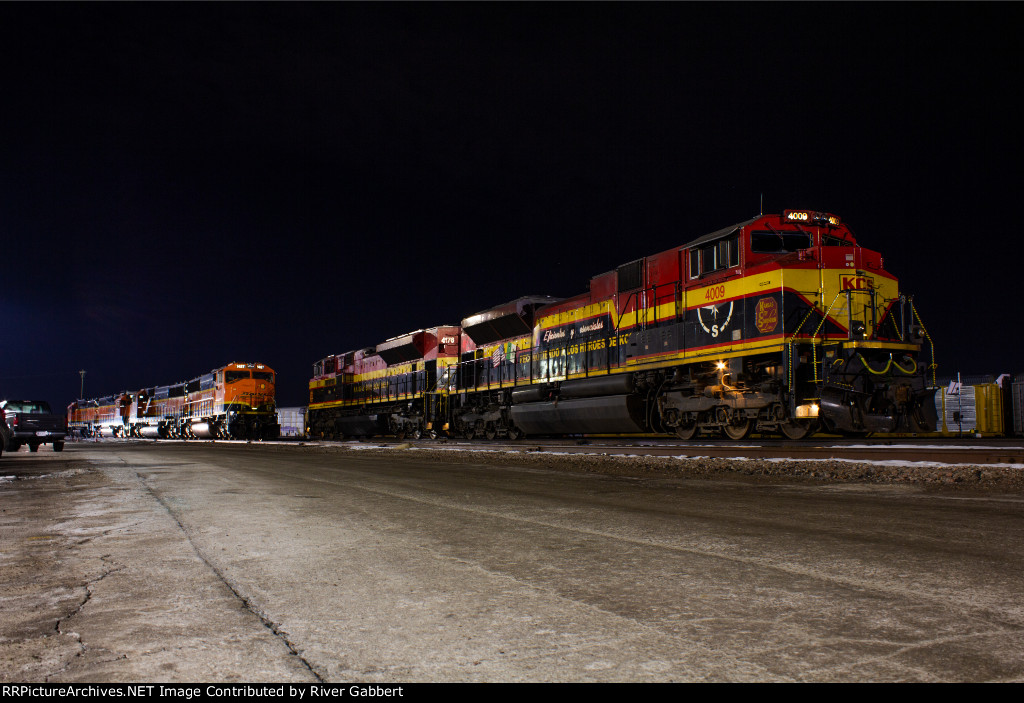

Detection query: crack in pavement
xmin=136 ymin=471 xmax=325 ymax=683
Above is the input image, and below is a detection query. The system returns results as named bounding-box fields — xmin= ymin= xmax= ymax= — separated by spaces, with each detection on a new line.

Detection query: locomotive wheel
xmin=780 ymin=419 xmax=817 ymax=440
xmin=674 ymin=418 xmax=698 ymax=440
xmin=410 ymin=428 xmax=422 ymax=440
xmin=484 ymin=426 xmax=497 ymax=441
xmin=722 ymin=419 xmax=752 ymax=440
xmin=395 ymin=429 xmax=406 ymax=440
xmin=464 ymin=427 xmax=476 ymax=440
xmin=507 ymin=426 xmax=522 ymax=440
xmin=29 ymin=444 xmax=39 ymax=452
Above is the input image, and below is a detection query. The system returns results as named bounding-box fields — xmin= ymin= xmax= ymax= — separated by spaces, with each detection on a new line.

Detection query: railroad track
xmin=379 ymin=437 xmax=1024 ymax=466
xmin=71 ymin=435 xmax=1024 ymax=466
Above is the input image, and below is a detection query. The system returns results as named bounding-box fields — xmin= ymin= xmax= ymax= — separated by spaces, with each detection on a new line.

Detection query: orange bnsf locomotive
xmin=309 ymin=210 xmax=936 ymax=440
xmin=68 ymin=362 xmax=279 ymax=440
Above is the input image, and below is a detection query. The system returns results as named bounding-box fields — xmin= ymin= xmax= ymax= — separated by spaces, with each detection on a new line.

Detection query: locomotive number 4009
xmin=704 ymin=285 xmax=727 ymax=301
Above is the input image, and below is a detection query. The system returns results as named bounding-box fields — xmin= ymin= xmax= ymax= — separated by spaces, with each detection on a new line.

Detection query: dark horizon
xmin=2 ymin=3 xmax=1020 ymax=411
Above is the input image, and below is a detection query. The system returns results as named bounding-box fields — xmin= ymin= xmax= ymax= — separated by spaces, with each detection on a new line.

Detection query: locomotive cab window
xmin=689 ymin=233 xmax=739 ymax=278
xmin=225 ymin=370 xmax=251 ymax=383
xmin=822 ymin=234 xmax=848 ymax=247
xmin=253 ymin=371 xmax=274 ymax=383
xmin=751 ymin=230 xmax=812 ymax=253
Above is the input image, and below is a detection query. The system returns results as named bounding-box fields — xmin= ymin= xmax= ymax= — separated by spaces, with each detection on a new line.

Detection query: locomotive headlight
xmin=716 ymin=361 xmax=726 ymax=371
xmin=795 ymin=403 xmax=820 ymax=419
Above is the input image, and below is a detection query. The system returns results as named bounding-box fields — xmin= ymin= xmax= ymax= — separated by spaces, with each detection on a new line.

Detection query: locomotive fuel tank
xmin=510 ymin=394 xmax=647 ymax=435
xmin=190 ymin=422 xmax=217 ymax=439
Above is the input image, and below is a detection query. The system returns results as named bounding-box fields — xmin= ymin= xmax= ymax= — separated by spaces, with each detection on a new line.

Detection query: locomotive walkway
xmin=3 ymin=441 xmax=1024 ymax=682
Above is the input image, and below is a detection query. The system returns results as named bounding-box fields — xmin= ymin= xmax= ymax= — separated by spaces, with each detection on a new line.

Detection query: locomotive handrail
xmin=615 ymin=290 xmax=637 ymax=333
xmin=910 ymin=298 xmax=937 ymax=387
xmin=614 ymin=280 xmax=683 ymax=333
xmin=785 ymin=300 xmax=824 ymax=388
xmin=809 ymin=291 xmax=842 ymax=383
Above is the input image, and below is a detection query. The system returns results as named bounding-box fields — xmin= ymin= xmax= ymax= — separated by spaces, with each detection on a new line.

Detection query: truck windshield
xmin=3 ymin=401 xmax=53 ymax=414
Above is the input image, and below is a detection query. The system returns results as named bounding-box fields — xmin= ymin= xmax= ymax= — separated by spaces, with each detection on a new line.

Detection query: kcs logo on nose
xmin=841 ymin=276 xmax=872 ymax=290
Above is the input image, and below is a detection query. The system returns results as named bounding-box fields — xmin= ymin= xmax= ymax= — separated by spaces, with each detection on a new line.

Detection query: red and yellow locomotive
xmin=308 ymin=328 xmax=461 ymax=439
xmin=309 ymin=210 xmax=936 ymax=440
xmin=68 ymin=362 xmax=279 ymax=440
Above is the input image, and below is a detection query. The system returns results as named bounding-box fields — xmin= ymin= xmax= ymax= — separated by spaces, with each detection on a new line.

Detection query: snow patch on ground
xmin=382 ymin=443 xmax=1024 ymax=469
xmin=672 ymin=455 xmax=1024 ymax=469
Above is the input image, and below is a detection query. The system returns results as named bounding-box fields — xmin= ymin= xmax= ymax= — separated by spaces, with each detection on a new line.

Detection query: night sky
xmin=2 ymin=3 xmax=1020 ymax=410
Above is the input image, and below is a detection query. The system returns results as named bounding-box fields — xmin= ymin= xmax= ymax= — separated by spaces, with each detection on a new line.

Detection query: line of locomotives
xmin=307 ymin=209 xmax=938 ymax=442
xmin=67 ymin=362 xmax=279 ymax=440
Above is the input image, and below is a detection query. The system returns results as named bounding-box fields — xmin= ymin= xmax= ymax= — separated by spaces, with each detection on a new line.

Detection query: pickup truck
xmin=1 ymin=400 xmax=67 ymax=452
xmin=0 ymin=406 xmax=10 ymax=457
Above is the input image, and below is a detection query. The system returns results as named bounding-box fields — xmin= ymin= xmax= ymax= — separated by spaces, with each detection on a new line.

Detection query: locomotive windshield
xmin=225 ymin=370 xmax=250 ymax=383
xmin=750 ymin=230 xmax=812 ymax=253
xmin=253 ymin=371 xmax=274 ymax=383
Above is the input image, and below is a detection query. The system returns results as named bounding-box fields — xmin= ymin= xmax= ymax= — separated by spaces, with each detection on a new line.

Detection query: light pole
xmin=79 ymin=370 xmax=86 ymax=399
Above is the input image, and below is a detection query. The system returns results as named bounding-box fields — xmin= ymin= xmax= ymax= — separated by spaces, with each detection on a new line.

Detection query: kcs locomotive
xmin=308 ymin=210 xmax=937 ymax=441
xmin=68 ymin=362 xmax=279 ymax=440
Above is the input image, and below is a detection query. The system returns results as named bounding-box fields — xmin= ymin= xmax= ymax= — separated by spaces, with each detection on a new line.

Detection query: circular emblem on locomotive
xmin=755 ymin=297 xmax=779 ymax=334
xmin=698 ymin=302 xmax=733 ymax=338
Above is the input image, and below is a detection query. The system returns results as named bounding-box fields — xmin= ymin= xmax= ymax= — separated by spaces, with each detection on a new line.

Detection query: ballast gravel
xmin=302 ymin=442 xmax=1024 ymax=493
